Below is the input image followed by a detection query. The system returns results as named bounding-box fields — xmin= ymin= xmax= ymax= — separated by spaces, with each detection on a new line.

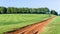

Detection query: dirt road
xmin=4 ymin=17 xmax=55 ymax=34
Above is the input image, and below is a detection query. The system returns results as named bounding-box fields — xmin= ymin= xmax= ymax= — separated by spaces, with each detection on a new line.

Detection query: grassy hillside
xmin=0 ymin=14 xmax=49 ymax=34
xmin=41 ymin=16 xmax=60 ymax=34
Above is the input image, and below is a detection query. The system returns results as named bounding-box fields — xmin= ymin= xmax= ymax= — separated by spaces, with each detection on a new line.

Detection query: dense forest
xmin=0 ymin=7 xmax=58 ymax=15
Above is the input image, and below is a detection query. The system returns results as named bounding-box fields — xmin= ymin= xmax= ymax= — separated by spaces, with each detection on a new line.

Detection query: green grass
xmin=41 ymin=16 xmax=60 ymax=34
xmin=0 ymin=14 xmax=49 ymax=34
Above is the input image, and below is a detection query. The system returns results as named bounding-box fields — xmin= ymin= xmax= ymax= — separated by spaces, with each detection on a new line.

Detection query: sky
xmin=0 ymin=0 xmax=60 ymax=14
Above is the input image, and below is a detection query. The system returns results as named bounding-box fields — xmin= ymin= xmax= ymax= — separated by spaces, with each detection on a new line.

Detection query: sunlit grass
xmin=0 ymin=14 xmax=49 ymax=34
xmin=41 ymin=16 xmax=60 ymax=34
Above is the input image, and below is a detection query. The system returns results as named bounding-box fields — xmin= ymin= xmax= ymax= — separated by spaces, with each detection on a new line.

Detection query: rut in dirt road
xmin=4 ymin=17 xmax=55 ymax=34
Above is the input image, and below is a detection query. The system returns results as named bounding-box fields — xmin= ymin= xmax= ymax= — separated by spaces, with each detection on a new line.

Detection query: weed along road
xmin=5 ymin=16 xmax=56 ymax=34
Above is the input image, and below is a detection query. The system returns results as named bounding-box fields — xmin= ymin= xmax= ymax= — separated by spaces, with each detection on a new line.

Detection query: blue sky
xmin=0 ymin=0 xmax=60 ymax=14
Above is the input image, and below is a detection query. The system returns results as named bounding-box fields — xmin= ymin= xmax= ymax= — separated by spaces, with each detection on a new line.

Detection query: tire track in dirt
xmin=4 ymin=16 xmax=55 ymax=34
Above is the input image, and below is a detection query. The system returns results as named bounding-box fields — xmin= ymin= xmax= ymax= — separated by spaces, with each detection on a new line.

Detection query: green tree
xmin=7 ymin=7 xmax=18 ymax=14
xmin=51 ymin=10 xmax=58 ymax=15
xmin=0 ymin=7 xmax=7 ymax=14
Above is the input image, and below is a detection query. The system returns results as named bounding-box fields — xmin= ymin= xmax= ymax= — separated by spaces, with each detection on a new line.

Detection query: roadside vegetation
xmin=41 ymin=16 xmax=60 ymax=34
xmin=0 ymin=14 xmax=49 ymax=34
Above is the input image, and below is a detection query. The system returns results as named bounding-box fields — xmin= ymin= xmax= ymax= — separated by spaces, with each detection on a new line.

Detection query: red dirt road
xmin=4 ymin=17 xmax=55 ymax=34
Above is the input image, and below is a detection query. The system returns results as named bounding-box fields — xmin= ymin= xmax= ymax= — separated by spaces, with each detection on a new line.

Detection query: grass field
xmin=0 ymin=14 xmax=49 ymax=34
xmin=41 ymin=16 xmax=60 ymax=34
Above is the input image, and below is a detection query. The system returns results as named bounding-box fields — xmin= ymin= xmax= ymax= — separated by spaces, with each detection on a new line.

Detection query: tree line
xmin=0 ymin=7 xmax=58 ymax=15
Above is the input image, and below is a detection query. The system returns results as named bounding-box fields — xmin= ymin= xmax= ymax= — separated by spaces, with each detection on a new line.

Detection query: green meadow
xmin=0 ymin=14 xmax=49 ymax=34
xmin=41 ymin=16 xmax=60 ymax=34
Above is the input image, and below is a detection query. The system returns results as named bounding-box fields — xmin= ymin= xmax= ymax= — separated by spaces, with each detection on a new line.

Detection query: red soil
xmin=4 ymin=17 xmax=55 ymax=34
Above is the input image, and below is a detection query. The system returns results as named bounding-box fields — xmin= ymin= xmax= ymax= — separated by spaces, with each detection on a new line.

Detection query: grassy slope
xmin=41 ymin=16 xmax=60 ymax=34
xmin=0 ymin=14 xmax=49 ymax=34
